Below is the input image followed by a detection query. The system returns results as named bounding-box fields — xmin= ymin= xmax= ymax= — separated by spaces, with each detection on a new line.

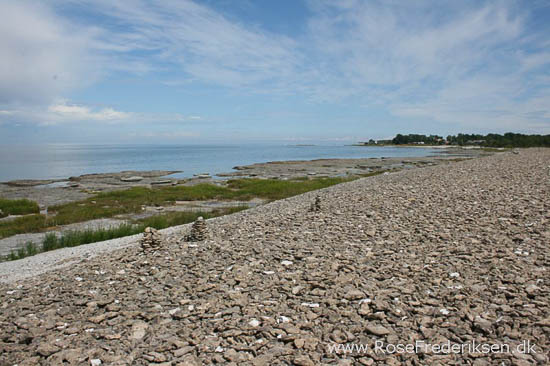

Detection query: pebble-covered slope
xmin=1 ymin=149 xmax=549 ymax=365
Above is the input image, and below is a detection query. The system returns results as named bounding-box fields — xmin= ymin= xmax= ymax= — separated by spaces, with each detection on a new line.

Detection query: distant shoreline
xmin=0 ymin=146 xmax=495 ymax=262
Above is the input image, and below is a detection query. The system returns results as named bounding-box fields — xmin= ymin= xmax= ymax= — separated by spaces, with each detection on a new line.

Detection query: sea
xmin=0 ymin=144 xmax=439 ymax=181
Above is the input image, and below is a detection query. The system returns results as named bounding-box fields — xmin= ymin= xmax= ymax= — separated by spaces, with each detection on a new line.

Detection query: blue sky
xmin=0 ymin=0 xmax=549 ymax=144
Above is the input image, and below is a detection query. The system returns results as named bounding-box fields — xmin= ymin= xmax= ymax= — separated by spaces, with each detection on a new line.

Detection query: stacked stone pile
xmin=1 ymin=148 xmax=549 ymax=365
xmin=139 ymin=227 xmax=162 ymax=251
xmin=309 ymin=195 xmax=322 ymax=212
xmin=186 ymin=216 xmax=207 ymax=241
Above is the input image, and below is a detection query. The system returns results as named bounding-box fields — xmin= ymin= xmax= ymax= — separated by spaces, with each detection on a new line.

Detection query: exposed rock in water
xmin=120 ymin=176 xmax=143 ymax=182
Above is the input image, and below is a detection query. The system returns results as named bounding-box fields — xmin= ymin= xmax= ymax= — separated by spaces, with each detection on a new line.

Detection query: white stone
xmin=90 ymin=359 xmax=102 ymax=366
xmin=301 ymin=302 xmax=320 ymax=308
xmin=277 ymin=316 xmax=290 ymax=323
xmin=281 ymin=260 xmax=293 ymax=266
xmin=440 ymin=308 xmax=450 ymax=315
xmin=248 ymin=319 xmax=261 ymax=327
xmin=169 ymin=307 xmax=181 ymax=315
xmin=449 ymin=272 xmax=460 ymax=278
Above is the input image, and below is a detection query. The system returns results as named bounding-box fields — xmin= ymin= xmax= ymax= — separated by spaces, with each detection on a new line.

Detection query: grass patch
xmin=45 ymin=184 xmax=237 ymax=226
xmin=226 ymin=177 xmax=354 ymax=200
xmin=1 ymin=175 xmax=359 ymax=253
xmin=134 ymin=206 xmax=248 ymax=230
xmin=41 ymin=224 xmax=140 ymax=252
xmin=6 ymin=241 xmax=39 ymax=261
xmin=0 ymin=177 xmax=357 ymax=240
xmin=45 ymin=177 xmax=353 ymax=226
xmin=0 ymin=214 xmax=47 ymax=239
xmin=2 ymin=206 xmax=249 ymax=261
xmin=0 ymin=198 xmax=40 ymax=218
xmin=135 ymin=206 xmax=248 ymax=229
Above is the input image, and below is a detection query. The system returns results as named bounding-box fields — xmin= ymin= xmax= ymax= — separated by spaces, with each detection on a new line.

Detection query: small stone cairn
xmin=309 ymin=195 xmax=322 ymax=212
xmin=187 ymin=216 xmax=208 ymax=241
xmin=140 ymin=227 xmax=162 ymax=251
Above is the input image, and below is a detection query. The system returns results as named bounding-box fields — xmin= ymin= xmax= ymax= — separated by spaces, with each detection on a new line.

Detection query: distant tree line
xmin=445 ymin=133 xmax=550 ymax=147
xmin=392 ymin=134 xmax=446 ymax=145
xmin=385 ymin=133 xmax=550 ymax=147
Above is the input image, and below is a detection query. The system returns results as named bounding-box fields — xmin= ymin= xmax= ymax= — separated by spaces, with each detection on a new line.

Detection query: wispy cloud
xmin=1 ymin=0 xmax=549 ymax=134
xmin=0 ymin=100 xmax=202 ymax=127
xmin=304 ymin=1 xmax=549 ymax=132
xmin=58 ymin=0 xmax=302 ymax=88
xmin=48 ymin=101 xmax=131 ymax=122
xmin=0 ymin=1 xmax=102 ymax=107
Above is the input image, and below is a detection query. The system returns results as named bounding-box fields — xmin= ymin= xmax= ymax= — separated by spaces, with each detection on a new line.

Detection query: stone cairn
xmin=309 ymin=195 xmax=322 ymax=212
xmin=187 ymin=216 xmax=208 ymax=241
xmin=140 ymin=226 xmax=162 ymax=251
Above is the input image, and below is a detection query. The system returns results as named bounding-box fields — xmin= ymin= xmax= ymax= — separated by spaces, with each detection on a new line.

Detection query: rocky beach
xmin=0 ymin=147 xmax=486 ymax=258
xmin=0 ymin=148 xmax=548 ymax=365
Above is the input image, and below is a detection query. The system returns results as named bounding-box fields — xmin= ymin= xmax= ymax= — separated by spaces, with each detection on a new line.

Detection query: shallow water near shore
xmin=0 ymin=144 xmax=439 ymax=181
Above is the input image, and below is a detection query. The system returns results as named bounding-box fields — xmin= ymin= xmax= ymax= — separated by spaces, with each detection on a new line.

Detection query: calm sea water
xmin=0 ymin=144 xmax=439 ymax=181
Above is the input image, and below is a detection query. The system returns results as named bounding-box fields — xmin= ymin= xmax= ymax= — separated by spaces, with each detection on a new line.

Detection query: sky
xmin=0 ymin=0 xmax=549 ymax=144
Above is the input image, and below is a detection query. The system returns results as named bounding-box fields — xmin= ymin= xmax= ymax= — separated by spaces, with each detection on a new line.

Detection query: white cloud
xmin=1 ymin=0 xmax=549 ymax=133
xmin=60 ymin=0 xmax=301 ymax=89
xmin=130 ymin=131 xmax=200 ymax=139
xmin=48 ymin=102 xmax=132 ymax=122
xmin=305 ymin=1 xmax=549 ymax=131
xmin=0 ymin=1 xmax=99 ymax=106
xmin=2 ymin=100 xmax=203 ymax=126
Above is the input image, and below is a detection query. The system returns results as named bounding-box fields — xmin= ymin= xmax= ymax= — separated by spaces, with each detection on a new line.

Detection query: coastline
xmin=0 ymin=148 xmax=547 ymax=365
xmin=0 ymin=147 xmax=494 ymax=258
xmin=0 ymin=146 xmax=488 ymax=207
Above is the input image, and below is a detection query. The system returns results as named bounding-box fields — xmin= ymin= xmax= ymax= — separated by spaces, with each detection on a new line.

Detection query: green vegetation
xmin=2 ymin=177 xmax=358 ymax=240
xmin=2 ymin=206 xmax=249 ymax=261
xmin=2 ymin=177 xmax=350 ymax=240
xmin=445 ymin=133 xmax=550 ymax=148
xmin=46 ymin=177 xmax=353 ymax=226
xmin=41 ymin=225 xmax=140 ymax=252
xmin=0 ymin=198 xmax=40 ymax=218
xmin=135 ymin=206 xmax=247 ymax=230
xmin=6 ymin=241 xmax=39 ymax=261
xmin=0 ymin=176 xmax=363 ymax=260
xmin=392 ymin=134 xmax=446 ymax=145
xmin=377 ymin=132 xmax=550 ymax=147
xmin=0 ymin=214 xmax=47 ymax=239
xmin=226 ymin=177 xmax=353 ymax=200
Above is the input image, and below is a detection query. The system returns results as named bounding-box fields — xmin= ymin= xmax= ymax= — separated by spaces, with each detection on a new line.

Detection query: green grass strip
xmin=0 ymin=198 xmax=40 ymax=218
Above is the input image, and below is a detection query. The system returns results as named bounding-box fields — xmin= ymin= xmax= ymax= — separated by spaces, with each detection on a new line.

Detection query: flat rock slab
xmin=120 ymin=176 xmax=143 ymax=182
xmin=0 ymin=170 xmax=182 ymax=207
